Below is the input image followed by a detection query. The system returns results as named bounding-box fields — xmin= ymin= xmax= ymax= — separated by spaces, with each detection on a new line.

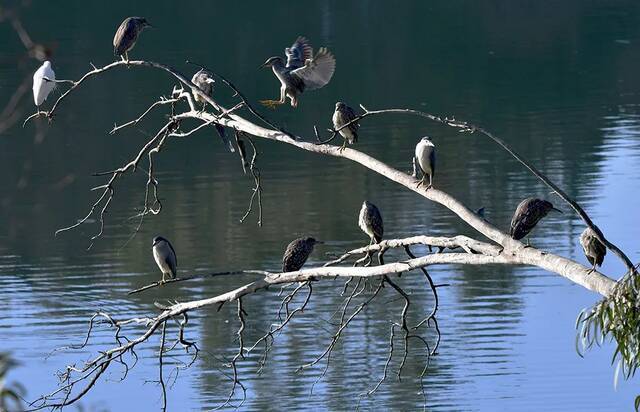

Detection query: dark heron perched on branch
xmin=415 ymin=136 xmax=436 ymax=189
xmin=509 ymin=198 xmax=562 ymax=242
xmin=282 ymin=237 xmax=321 ymax=272
xmin=580 ymin=227 xmax=607 ymax=272
xmin=152 ymin=236 xmax=177 ymax=283
xmin=359 ymin=200 xmax=384 ymax=245
xmin=260 ymin=36 xmax=336 ymax=109
xmin=190 ymin=69 xmax=234 ymax=152
xmin=113 ymin=17 xmax=152 ymax=63
xmin=332 ymin=101 xmax=359 ymax=151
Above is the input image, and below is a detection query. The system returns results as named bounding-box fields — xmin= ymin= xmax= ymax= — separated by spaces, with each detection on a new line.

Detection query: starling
xmin=580 ymin=227 xmax=606 ymax=271
xmin=509 ymin=198 xmax=562 ymax=241
xmin=332 ymin=101 xmax=359 ymax=150
xmin=260 ymin=36 xmax=336 ymax=108
xmin=359 ymin=201 xmax=383 ymax=245
xmin=152 ymin=236 xmax=177 ymax=283
xmin=113 ymin=17 xmax=152 ymax=63
xmin=415 ymin=136 xmax=436 ymax=188
xmin=282 ymin=237 xmax=321 ymax=272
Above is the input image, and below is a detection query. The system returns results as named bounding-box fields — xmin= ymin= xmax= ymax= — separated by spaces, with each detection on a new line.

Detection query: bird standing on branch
xmin=359 ymin=201 xmax=384 ymax=246
xmin=332 ymin=101 xmax=359 ymax=151
xmin=415 ymin=136 xmax=436 ymax=189
xmin=152 ymin=236 xmax=177 ymax=283
xmin=580 ymin=227 xmax=606 ymax=272
xmin=509 ymin=198 xmax=562 ymax=243
xmin=32 ymin=61 xmax=56 ymax=111
xmin=113 ymin=17 xmax=152 ymax=63
xmin=191 ymin=69 xmax=234 ymax=152
xmin=260 ymin=36 xmax=336 ymax=109
xmin=282 ymin=237 xmax=322 ymax=272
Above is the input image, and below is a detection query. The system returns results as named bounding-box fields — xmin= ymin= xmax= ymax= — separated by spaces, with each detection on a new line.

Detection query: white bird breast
xmin=415 ymin=139 xmax=435 ymax=174
xmin=33 ymin=62 xmax=56 ymax=106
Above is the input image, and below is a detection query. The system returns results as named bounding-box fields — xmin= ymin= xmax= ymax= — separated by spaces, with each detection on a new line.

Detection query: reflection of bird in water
xmin=33 ymin=61 xmax=56 ymax=110
xmin=509 ymin=198 xmax=562 ymax=242
xmin=282 ymin=237 xmax=321 ymax=272
xmin=359 ymin=201 xmax=383 ymax=246
xmin=260 ymin=36 xmax=336 ymax=108
xmin=415 ymin=136 xmax=436 ymax=189
xmin=580 ymin=227 xmax=606 ymax=272
xmin=190 ymin=69 xmax=234 ymax=152
xmin=332 ymin=102 xmax=359 ymax=150
xmin=152 ymin=236 xmax=177 ymax=283
xmin=113 ymin=17 xmax=152 ymax=62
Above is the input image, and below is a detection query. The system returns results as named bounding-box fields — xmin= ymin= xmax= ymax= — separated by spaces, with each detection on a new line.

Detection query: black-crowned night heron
xmin=113 ymin=17 xmax=152 ymax=63
xmin=32 ymin=61 xmax=55 ymax=109
xmin=359 ymin=200 xmax=383 ymax=246
xmin=191 ymin=69 xmax=215 ymax=109
xmin=509 ymin=198 xmax=562 ymax=241
xmin=152 ymin=236 xmax=177 ymax=283
xmin=282 ymin=237 xmax=321 ymax=272
xmin=260 ymin=36 xmax=336 ymax=109
xmin=415 ymin=136 xmax=436 ymax=189
xmin=332 ymin=101 xmax=359 ymax=150
xmin=580 ymin=227 xmax=606 ymax=272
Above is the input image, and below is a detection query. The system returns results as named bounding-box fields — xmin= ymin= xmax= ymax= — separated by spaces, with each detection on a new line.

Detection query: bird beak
xmin=551 ymin=207 xmax=563 ymax=214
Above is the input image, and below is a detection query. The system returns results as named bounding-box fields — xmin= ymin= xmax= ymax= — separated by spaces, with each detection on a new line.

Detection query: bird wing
xmin=370 ymin=206 xmax=384 ymax=243
xmin=336 ymin=105 xmax=359 ymax=133
xmin=113 ymin=18 xmax=134 ymax=55
xmin=285 ymin=37 xmax=313 ymax=69
xmin=510 ymin=200 xmax=541 ymax=239
xmin=429 ymin=147 xmax=436 ymax=178
xmin=165 ymin=240 xmax=178 ymax=275
xmin=290 ymin=48 xmax=336 ymax=91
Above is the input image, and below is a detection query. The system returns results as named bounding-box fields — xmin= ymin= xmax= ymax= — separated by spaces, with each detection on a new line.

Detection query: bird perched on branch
xmin=113 ymin=17 xmax=152 ymax=63
xmin=509 ymin=198 xmax=562 ymax=242
xmin=191 ymin=69 xmax=215 ymax=108
xmin=32 ymin=61 xmax=55 ymax=110
xmin=415 ymin=136 xmax=436 ymax=189
xmin=152 ymin=236 xmax=177 ymax=283
xmin=580 ymin=227 xmax=606 ymax=272
xmin=332 ymin=101 xmax=359 ymax=150
xmin=282 ymin=237 xmax=322 ymax=272
xmin=359 ymin=201 xmax=384 ymax=246
xmin=260 ymin=36 xmax=336 ymax=109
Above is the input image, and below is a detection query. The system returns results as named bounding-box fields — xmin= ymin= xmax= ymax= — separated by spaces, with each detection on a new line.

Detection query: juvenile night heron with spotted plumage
xmin=509 ymin=198 xmax=562 ymax=242
xmin=260 ymin=37 xmax=336 ymax=108
xmin=580 ymin=227 xmax=606 ymax=272
xmin=415 ymin=136 xmax=436 ymax=189
xmin=282 ymin=237 xmax=322 ymax=272
xmin=152 ymin=236 xmax=177 ymax=283
xmin=332 ymin=102 xmax=359 ymax=150
xmin=359 ymin=201 xmax=384 ymax=246
xmin=113 ymin=17 xmax=152 ymax=63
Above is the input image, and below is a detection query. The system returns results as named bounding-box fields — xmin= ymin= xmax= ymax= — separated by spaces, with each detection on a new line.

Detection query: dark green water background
xmin=1 ymin=1 xmax=639 ymax=410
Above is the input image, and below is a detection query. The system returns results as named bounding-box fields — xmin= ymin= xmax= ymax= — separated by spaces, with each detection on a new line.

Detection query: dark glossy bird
xmin=580 ymin=227 xmax=606 ymax=271
xmin=359 ymin=200 xmax=383 ymax=245
xmin=282 ymin=237 xmax=321 ymax=272
xmin=509 ymin=198 xmax=562 ymax=241
xmin=152 ymin=236 xmax=177 ymax=283
xmin=415 ymin=136 xmax=436 ymax=188
xmin=113 ymin=17 xmax=152 ymax=62
xmin=332 ymin=101 xmax=359 ymax=150
xmin=260 ymin=36 xmax=336 ymax=108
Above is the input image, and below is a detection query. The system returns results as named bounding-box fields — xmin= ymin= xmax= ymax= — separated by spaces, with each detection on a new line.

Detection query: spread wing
xmin=290 ymin=47 xmax=336 ymax=91
xmin=285 ymin=36 xmax=313 ymax=69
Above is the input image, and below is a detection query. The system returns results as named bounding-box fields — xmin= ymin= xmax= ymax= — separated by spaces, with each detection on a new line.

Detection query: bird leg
xmin=260 ymin=87 xmax=286 ymax=109
xmin=339 ymin=138 xmax=348 ymax=153
xmin=426 ymin=173 xmax=433 ymax=190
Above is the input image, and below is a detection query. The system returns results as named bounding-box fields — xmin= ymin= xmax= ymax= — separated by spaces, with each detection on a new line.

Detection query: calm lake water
xmin=1 ymin=1 xmax=639 ymax=411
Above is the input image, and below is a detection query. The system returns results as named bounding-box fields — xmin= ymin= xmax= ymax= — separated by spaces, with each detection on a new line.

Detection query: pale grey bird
xmin=152 ymin=236 xmax=177 ymax=283
xmin=282 ymin=237 xmax=322 ymax=272
xmin=332 ymin=101 xmax=359 ymax=150
xmin=191 ymin=69 xmax=216 ymax=108
xmin=359 ymin=201 xmax=384 ymax=245
xmin=113 ymin=17 xmax=152 ymax=63
xmin=415 ymin=136 xmax=436 ymax=188
xmin=580 ymin=227 xmax=606 ymax=272
xmin=509 ymin=198 xmax=562 ymax=242
xmin=260 ymin=36 xmax=336 ymax=108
